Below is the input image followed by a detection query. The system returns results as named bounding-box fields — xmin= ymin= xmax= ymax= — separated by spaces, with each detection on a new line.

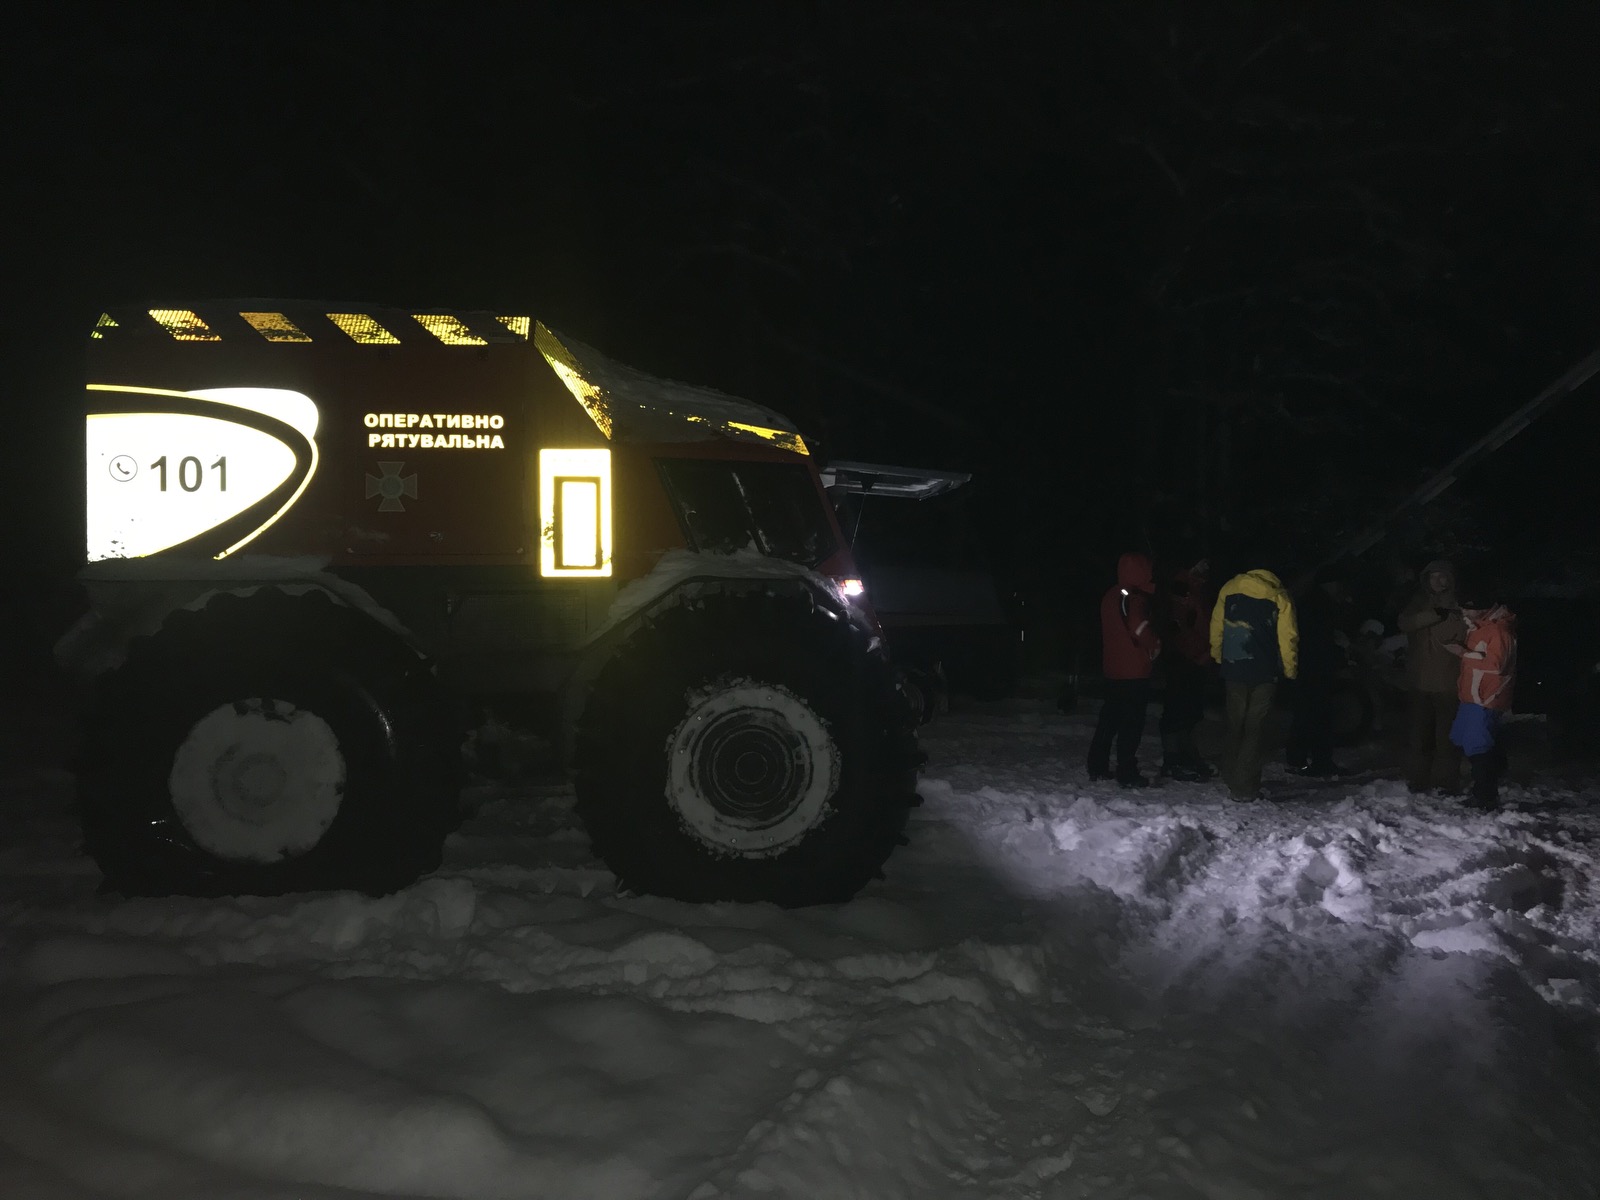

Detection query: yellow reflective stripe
xmin=726 ymin=420 xmax=808 ymax=455
xmin=240 ymin=311 xmax=313 ymax=343
xmin=496 ymin=315 xmax=531 ymax=340
xmin=327 ymin=313 xmax=400 ymax=345
xmin=413 ymin=313 xmax=486 ymax=346
xmin=535 ymin=325 xmax=615 ymax=439
xmin=149 ymin=309 xmax=220 ymax=342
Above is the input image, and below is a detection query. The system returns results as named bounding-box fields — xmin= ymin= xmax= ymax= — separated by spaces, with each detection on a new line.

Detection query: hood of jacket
xmin=1469 ymin=604 xmax=1515 ymax=634
xmin=1227 ymin=568 xmax=1286 ymax=601
xmin=1421 ymin=559 xmax=1457 ymax=598
xmin=1117 ymin=552 xmax=1154 ymax=593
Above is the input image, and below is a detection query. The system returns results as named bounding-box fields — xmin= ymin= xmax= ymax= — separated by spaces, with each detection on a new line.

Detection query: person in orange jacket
xmin=1088 ymin=551 xmax=1161 ymax=787
xmin=1446 ymin=582 xmax=1517 ymax=810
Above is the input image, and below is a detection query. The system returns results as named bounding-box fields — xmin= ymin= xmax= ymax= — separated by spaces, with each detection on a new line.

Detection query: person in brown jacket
xmin=1397 ymin=559 xmax=1466 ymax=793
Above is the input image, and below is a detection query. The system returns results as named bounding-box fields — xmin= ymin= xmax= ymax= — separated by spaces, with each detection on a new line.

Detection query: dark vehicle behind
xmin=1507 ymin=596 xmax=1600 ymax=757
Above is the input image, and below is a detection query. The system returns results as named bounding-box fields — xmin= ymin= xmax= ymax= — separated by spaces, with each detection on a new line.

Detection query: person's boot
xmin=1164 ymin=751 xmax=1206 ymax=782
xmin=1158 ymin=733 xmax=1182 ymax=779
xmin=1161 ymin=734 xmax=1203 ymax=781
xmin=1466 ymin=755 xmax=1499 ymax=811
xmin=1182 ymin=740 xmax=1218 ymax=779
xmin=1116 ymin=763 xmax=1150 ymax=788
xmin=1405 ymin=756 xmax=1431 ymax=795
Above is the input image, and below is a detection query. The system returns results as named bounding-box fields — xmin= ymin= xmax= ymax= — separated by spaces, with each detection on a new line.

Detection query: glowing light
xmin=539 ymin=448 xmax=612 ymax=577
xmin=86 ymin=386 xmax=319 ymax=561
xmin=835 ymin=577 xmax=866 ymax=599
xmin=327 ymin=312 xmax=400 ymax=344
xmin=149 ymin=309 xmax=220 ymax=342
xmin=413 ymin=313 xmax=486 ymax=346
xmin=558 ymin=479 xmax=601 ymax=568
xmin=496 ymin=315 xmax=531 ymax=339
xmin=91 ymin=313 xmax=119 ymax=340
xmin=240 ymin=311 xmax=313 ymax=343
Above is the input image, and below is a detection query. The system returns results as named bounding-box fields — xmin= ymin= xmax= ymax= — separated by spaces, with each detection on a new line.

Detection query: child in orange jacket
xmin=1446 ymin=583 xmax=1517 ymax=810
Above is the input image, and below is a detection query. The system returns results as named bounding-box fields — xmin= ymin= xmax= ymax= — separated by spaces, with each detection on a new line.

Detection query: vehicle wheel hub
xmin=169 ymin=699 xmax=346 ymax=863
xmin=667 ymin=681 xmax=839 ymax=855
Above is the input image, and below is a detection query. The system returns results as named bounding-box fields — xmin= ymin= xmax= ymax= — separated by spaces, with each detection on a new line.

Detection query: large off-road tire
xmin=574 ymin=590 xmax=919 ymax=905
xmin=80 ymin=588 xmax=461 ymax=897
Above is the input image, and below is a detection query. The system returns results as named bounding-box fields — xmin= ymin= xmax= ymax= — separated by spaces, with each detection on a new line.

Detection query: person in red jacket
xmin=1088 ymin=552 xmax=1162 ymax=787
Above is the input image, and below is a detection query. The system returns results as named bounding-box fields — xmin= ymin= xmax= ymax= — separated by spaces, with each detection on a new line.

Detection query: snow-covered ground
xmin=2 ymin=700 xmax=1599 ymax=1199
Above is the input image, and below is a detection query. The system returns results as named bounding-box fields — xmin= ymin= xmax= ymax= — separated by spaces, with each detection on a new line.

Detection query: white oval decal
xmin=86 ymin=388 xmax=317 ymax=561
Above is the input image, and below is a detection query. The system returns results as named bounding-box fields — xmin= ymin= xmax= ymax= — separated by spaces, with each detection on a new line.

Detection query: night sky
xmin=5 ymin=3 xmax=1599 ymax=635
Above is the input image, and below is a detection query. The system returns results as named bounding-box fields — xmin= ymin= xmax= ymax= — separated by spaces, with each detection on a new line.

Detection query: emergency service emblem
xmin=365 ymin=461 xmax=418 ymax=512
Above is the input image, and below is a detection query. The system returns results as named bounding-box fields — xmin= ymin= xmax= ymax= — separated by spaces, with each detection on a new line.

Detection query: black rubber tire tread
xmin=80 ymin=588 xmax=461 ymax=897
xmin=574 ymin=590 xmax=919 ymax=905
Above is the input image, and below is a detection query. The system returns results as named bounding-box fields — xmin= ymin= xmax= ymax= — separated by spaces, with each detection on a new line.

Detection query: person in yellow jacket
xmin=1210 ymin=567 xmax=1299 ymax=800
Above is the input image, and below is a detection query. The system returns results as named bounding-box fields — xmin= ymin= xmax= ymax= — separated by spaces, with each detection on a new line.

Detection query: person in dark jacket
xmin=1398 ymin=559 xmax=1466 ymax=794
xmin=1210 ymin=567 xmax=1299 ymax=800
xmin=1159 ymin=560 xmax=1216 ymax=781
xmin=1088 ymin=552 xmax=1162 ymax=787
xmin=1285 ymin=577 xmax=1350 ymax=777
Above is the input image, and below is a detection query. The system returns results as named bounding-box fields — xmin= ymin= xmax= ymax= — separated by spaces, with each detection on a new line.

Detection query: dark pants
xmin=1286 ymin=674 xmax=1335 ymax=770
xmin=1088 ymin=679 xmax=1151 ymax=778
xmin=1407 ymin=691 xmax=1461 ymax=793
xmin=1468 ymin=746 xmax=1507 ymax=809
xmin=1223 ymin=681 xmax=1276 ymax=798
xmin=1159 ymin=657 xmax=1209 ymax=766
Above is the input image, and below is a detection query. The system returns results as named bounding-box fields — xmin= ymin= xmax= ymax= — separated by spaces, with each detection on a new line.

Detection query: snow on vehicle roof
xmin=536 ymin=323 xmax=807 ymax=452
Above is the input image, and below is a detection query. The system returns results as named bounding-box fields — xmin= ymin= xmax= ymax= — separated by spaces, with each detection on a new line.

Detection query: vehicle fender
xmin=55 ymin=557 xmax=423 ymax=681
xmin=555 ymin=563 xmax=870 ymax=765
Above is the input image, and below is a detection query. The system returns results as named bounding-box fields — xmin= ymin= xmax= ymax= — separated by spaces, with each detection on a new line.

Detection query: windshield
xmin=656 ymin=458 xmax=837 ymax=568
